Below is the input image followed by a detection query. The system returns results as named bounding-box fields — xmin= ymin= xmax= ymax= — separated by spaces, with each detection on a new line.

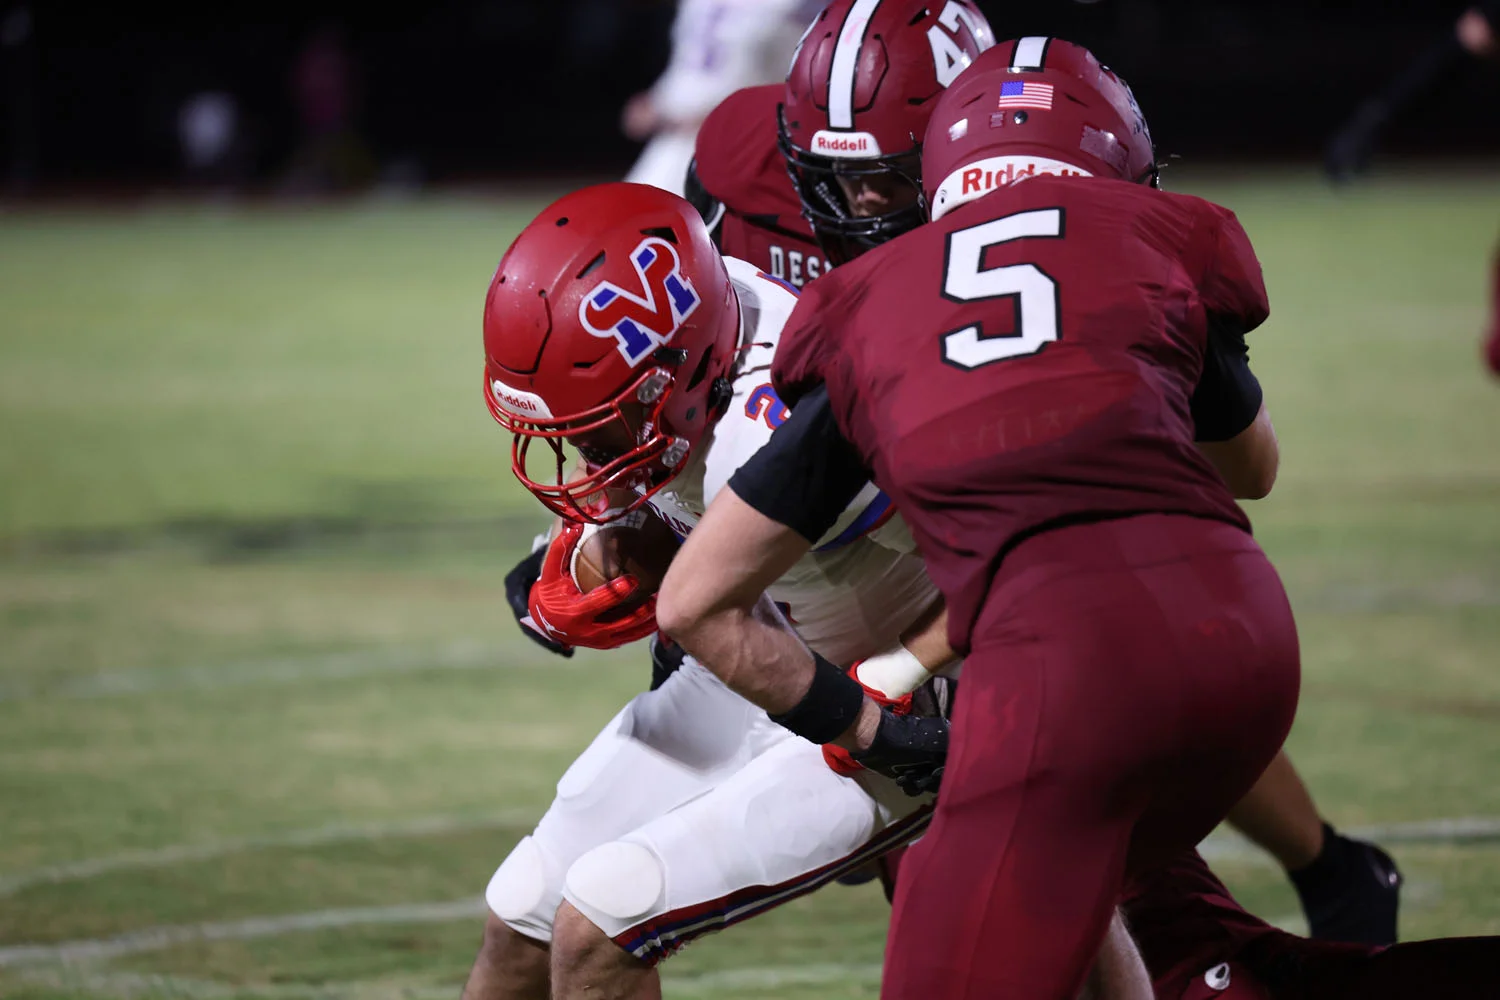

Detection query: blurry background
xmin=7 ymin=0 xmax=1500 ymax=194
xmin=1 ymin=2 xmax=1498 ymax=999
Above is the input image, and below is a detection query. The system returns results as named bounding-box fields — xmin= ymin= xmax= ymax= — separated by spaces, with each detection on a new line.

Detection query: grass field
xmin=1 ymin=167 xmax=1498 ymax=999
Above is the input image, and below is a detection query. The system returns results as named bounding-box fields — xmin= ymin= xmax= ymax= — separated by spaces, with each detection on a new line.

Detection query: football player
xmin=656 ymin=37 xmax=1302 ymax=998
xmin=685 ymin=0 xmax=996 ymax=286
xmin=621 ymin=0 xmax=818 ymax=196
xmin=688 ymin=0 xmax=1401 ymax=949
xmin=463 ymin=181 xmax=956 ymax=1000
xmin=1126 ymin=849 xmax=1499 ymax=999
xmin=682 ymin=0 xmax=998 ymax=897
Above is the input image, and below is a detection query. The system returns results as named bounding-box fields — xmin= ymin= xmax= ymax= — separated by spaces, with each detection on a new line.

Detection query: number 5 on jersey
xmin=940 ymin=207 xmax=1063 ymax=370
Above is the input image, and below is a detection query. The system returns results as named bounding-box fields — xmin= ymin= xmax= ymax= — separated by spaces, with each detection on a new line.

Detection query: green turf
xmin=1 ymin=168 xmax=1498 ymax=999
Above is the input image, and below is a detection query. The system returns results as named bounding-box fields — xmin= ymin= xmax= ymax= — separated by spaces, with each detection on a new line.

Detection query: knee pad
xmin=564 ymin=840 xmax=665 ymax=924
xmin=486 ymin=835 xmax=552 ymax=928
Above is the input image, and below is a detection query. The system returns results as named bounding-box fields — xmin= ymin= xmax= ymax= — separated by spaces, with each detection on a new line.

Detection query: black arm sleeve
xmin=1190 ymin=321 xmax=1264 ymax=443
xmin=727 ymin=386 xmax=872 ymax=544
xmin=683 ymin=159 xmax=725 ymax=251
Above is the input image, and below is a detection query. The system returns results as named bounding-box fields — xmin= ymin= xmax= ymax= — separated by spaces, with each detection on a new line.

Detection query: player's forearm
xmin=900 ymin=599 xmax=956 ymax=671
xmin=660 ymin=592 xmax=881 ymax=750
xmin=671 ymin=594 xmax=814 ymax=714
xmin=658 ymin=489 xmax=882 ymax=749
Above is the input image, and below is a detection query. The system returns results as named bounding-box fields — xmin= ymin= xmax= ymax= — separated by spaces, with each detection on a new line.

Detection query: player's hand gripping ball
xmin=505 ymin=538 xmax=573 ymax=657
xmin=524 ymin=505 xmax=680 ymax=651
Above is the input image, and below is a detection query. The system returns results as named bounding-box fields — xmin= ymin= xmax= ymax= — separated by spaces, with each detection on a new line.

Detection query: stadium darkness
xmin=5 ymin=0 xmax=1499 ymax=191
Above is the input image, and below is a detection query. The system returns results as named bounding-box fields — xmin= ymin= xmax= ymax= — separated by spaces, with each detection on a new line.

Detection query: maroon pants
xmin=882 ymin=514 xmax=1301 ymax=1000
xmin=1129 ymin=850 xmax=1500 ymax=1000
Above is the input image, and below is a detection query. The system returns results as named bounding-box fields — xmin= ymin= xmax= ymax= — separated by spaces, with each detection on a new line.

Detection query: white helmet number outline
xmin=928 ymin=2 xmax=995 ymax=88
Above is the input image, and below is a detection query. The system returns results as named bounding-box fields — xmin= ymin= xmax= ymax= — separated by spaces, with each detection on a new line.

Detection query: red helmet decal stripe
xmin=1009 ymin=36 xmax=1050 ymax=72
xmin=827 ymin=0 xmax=882 ymax=130
xmin=579 ymin=238 xmax=701 ymax=366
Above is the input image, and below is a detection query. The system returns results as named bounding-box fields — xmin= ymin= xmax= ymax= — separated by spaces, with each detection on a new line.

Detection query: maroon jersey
xmin=693 ymin=85 xmax=832 ymax=289
xmin=772 ymin=177 xmax=1267 ymax=651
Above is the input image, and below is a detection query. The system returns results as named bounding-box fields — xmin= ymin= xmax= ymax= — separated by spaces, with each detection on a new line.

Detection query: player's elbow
xmin=655 ymin=565 xmax=706 ymax=648
xmin=1199 ymin=405 xmax=1279 ymax=500
xmin=1213 ymin=447 xmax=1277 ymax=500
xmin=1232 ymin=462 xmax=1278 ymax=500
xmin=1234 ymin=423 xmax=1280 ymax=499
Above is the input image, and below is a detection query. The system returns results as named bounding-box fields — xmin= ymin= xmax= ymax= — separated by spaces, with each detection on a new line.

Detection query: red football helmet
xmin=779 ymin=0 xmax=994 ymax=264
xmin=922 ymin=37 xmax=1160 ymax=221
xmin=483 ymin=183 xmax=739 ymax=524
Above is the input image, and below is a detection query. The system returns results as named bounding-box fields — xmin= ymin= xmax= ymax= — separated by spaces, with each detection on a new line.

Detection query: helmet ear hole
xmin=706 ymin=376 xmax=733 ymax=420
xmin=639 ymin=226 xmax=679 ymax=244
xmin=685 ymin=345 xmax=716 ymax=390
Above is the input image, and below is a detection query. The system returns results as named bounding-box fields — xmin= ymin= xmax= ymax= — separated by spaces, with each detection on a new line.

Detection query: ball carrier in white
xmin=464 ymin=182 xmax=955 ymax=1000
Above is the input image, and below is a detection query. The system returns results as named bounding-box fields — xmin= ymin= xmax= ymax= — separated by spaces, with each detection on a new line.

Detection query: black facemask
xmin=778 ymin=105 xmax=928 ymax=266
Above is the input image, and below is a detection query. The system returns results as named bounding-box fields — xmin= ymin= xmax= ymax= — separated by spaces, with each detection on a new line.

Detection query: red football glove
xmin=523 ymin=520 xmax=659 ymax=651
xmin=822 ymin=660 xmax=915 ymax=777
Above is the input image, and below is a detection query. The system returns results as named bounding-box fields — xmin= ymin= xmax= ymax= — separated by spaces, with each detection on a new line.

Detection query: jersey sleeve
xmin=1188 ymin=203 xmax=1269 ymax=441
xmin=1197 ymin=205 xmax=1270 ymax=339
xmin=1190 ymin=324 xmax=1264 ymax=442
xmin=727 ymin=385 xmax=871 ymax=544
xmin=693 ymin=85 xmax=788 ymax=214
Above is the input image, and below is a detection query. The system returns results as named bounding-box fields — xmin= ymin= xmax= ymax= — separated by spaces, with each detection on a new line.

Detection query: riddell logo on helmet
xmin=491 ymin=380 xmax=554 ymax=420
xmin=958 ymin=158 xmax=1088 ymax=194
xmin=810 ymin=130 xmax=883 ymax=158
xmin=930 ymin=154 xmax=1092 ymax=220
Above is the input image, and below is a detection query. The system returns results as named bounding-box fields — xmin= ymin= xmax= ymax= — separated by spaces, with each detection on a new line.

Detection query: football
xmin=568 ymin=503 xmax=681 ymax=613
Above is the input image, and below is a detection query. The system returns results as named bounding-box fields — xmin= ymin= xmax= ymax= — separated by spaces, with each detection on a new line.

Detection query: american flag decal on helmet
xmin=997 ymin=80 xmax=1053 ymax=110
xmin=580 ymin=237 xmax=701 ymax=366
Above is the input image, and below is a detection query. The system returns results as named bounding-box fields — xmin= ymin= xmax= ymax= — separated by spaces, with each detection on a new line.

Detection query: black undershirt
xmin=1190 ymin=321 xmax=1263 ymax=442
xmin=728 ymin=386 xmax=870 ymax=543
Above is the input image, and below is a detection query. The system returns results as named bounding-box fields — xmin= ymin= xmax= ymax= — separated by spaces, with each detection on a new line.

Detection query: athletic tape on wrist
xmin=769 ymin=652 xmax=866 ymax=745
xmin=855 ymin=645 xmax=931 ymax=701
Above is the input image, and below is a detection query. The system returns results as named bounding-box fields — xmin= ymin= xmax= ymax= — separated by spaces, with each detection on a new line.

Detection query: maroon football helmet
xmin=483 ymin=183 xmax=740 ymax=523
xmin=779 ymin=0 xmax=994 ymax=264
xmin=922 ymin=37 xmax=1160 ymax=221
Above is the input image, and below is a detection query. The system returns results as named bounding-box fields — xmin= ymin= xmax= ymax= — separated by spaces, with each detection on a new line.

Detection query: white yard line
xmin=6 ymin=812 xmax=1494 ymax=900
xmin=12 ymin=962 xmax=885 ymax=1000
xmin=11 ymin=968 xmax=358 ymax=1000
xmin=665 ymin=961 xmax=882 ymax=996
xmin=0 ymin=810 xmax=536 ymax=897
xmin=0 ymin=640 xmax=540 ymax=703
xmin=1198 ymin=815 xmax=1500 ymax=865
xmin=0 ymin=899 xmax=487 ymax=968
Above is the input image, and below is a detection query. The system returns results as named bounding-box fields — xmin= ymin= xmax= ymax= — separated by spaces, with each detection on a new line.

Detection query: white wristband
xmin=854 ymin=645 xmax=932 ymax=701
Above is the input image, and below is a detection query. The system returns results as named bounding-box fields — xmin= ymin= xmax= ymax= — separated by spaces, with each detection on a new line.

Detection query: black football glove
xmin=504 ymin=545 xmax=574 ymax=658
xmin=852 ymin=709 xmax=948 ymax=796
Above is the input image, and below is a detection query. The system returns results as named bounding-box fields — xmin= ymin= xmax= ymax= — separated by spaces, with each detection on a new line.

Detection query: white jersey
xmin=626 ymin=0 xmax=814 ymax=195
xmin=650 ymin=0 xmax=815 ymax=128
xmin=484 ymin=270 xmax=937 ymax=962
xmin=648 ymin=257 xmax=940 ymax=667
